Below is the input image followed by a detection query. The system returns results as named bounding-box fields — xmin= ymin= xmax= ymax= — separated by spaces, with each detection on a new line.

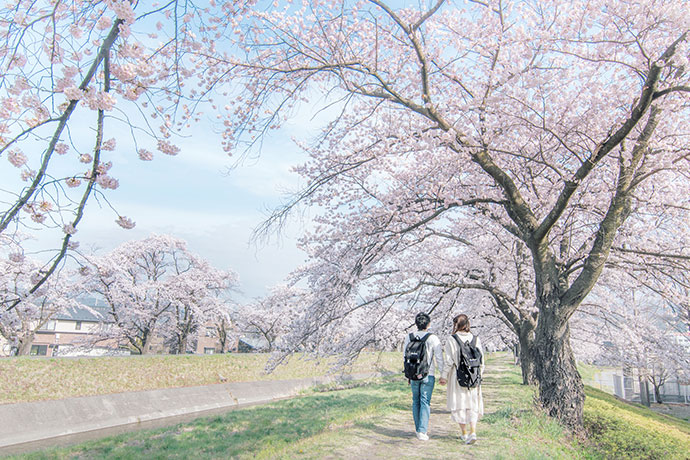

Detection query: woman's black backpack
xmin=453 ymin=334 xmax=482 ymax=388
xmin=403 ymin=332 xmax=431 ymax=381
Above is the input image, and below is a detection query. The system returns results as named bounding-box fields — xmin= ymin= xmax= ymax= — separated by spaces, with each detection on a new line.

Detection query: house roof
xmin=55 ymin=299 xmax=112 ymax=322
xmin=238 ymin=333 xmax=270 ymax=349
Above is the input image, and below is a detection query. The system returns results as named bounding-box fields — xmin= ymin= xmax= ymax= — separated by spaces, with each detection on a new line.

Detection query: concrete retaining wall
xmin=0 ymin=372 xmax=380 ymax=455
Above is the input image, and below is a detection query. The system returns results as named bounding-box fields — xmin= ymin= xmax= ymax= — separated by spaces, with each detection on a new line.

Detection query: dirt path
xmin=293 ymin=354 xmax=519 ymax=459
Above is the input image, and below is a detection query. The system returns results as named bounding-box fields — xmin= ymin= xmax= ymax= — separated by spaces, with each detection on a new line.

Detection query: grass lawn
xmin=8 ymin=353 xmax=689 ymax=460
xmin=0 ymin=352 xmax=400 ymax=404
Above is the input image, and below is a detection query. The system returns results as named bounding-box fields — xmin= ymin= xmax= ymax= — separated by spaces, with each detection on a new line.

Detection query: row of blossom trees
xmin=0 ymin=234 xmax=238 ymax=355
xmin=219 ymin=0 xmax=690 ymax=431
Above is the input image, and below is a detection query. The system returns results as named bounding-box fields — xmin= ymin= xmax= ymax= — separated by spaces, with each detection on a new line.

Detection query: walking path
xmin=295 ymin=354 xmax=519 ymax=459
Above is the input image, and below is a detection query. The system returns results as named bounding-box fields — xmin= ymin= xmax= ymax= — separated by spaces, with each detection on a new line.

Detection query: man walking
xmin=403 ymin=312 xmax=446 ymax=441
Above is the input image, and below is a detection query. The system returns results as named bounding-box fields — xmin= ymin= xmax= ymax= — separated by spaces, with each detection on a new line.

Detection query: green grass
xmin=6 ymin=379 xmax=409 ymax=460
xmin=0 ymin=352 xmax=400 ymax=404
xmin=583 ymin=387 xmax=690 ymax=460
xmin=4 ymin=354 xmax=689 ymax=459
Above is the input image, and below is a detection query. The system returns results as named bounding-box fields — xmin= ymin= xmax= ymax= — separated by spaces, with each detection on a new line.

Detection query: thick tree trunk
xmin=531 ymin=309 xmax=584 ymax=434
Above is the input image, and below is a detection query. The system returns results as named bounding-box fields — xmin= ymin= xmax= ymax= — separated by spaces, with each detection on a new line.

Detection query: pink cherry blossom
xmin=102 ymin=138 xmax=116 ymax=151
xmin=65 ymin=177 xmax=82 ymax=187
xmin=63 ymin=86 xmax=85 ymax=101
xmin=156 ymin=139 xmax=180 ymax=156
xmin=30 ymin=213 xmax=46 ymax=224
xmin=96 ymin=175 xmax=119 ymax=190
xmin=20 ymin=169 xmax=35 ymax=181
xmin=115 ymin=215 xmax=136 ymax=229
xmin=9 ymin=252 xmax=25 ymax=263
xmin=7 ymin=150 xmax=27 ymax=167
xmin=55 ymin=143 xmax=70 ymax=154
xmin=137 ymin=149 xmax=154 ymax=161
xmin=96 ymin=16 xmax=112 ymax=31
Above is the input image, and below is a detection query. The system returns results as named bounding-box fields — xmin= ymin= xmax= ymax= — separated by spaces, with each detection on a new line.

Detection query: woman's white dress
xmin=443 ymin=332 xmax=484 ymax=424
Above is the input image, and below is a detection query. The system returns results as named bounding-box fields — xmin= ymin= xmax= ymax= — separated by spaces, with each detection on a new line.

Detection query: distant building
xmin=236 ymin=333 xmax=270 ymax=352
xmin=30 ymin=300 xmax=130 ymax=357
xmin=2 ymin=298 xmax=272 ymax=357
xmin=670 ymin=332 xmax=690 ymax=354
xmin=194 ymin=324 xmax=270 ymax=354
xmin=195 ymin=323 xmax=235 ymax=354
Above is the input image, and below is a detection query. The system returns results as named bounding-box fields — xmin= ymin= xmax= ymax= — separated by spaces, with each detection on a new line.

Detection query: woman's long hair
xmin=452 ymin=314 xmax=470 ymax=334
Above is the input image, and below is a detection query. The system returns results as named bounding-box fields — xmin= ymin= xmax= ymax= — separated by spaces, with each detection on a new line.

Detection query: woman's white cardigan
xmin=443 ymin=332 xmax=485 ymax=418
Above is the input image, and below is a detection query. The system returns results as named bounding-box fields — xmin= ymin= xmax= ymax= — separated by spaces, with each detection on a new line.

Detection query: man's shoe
xmin=466 ymin=433 xmax=477 ymax=444
xmin=460 ymin=433 xmax=468 ymax=442
xmin=416 ymin=432 xmax=429 ymax=441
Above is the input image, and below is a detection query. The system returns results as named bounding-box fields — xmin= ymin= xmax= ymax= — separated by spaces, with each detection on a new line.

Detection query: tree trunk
xmin=17 ymin=335 xmax=34 ymax=356
xmin=218 ymin=330 xmax=227 ymax=353
xmin=142 ymin=330 xmax=154 ymax=354
xmin=518 ymin=328 xmax=536 ymax=385
xmin=639 ymin=377 xmax=650 ymax=406
xmin=653 ymin=383 xmax=663 ymax=404
xmin=179 ymin=333 xmax=188 ymax=354
xmin=531 ymin=309 xmax=584 ymax=434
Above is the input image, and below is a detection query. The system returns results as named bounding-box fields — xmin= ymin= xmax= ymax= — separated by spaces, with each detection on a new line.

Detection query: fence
xmin=612 ymin=374 xmax=690 ymax=404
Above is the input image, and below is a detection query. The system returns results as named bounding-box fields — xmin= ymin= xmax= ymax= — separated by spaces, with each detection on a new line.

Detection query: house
xmin=194 ymin=323 xmax=270 ymax=354
xmin=195 ymin=323 xmax=234 ymax=354
xmin=30 ymin=300 xmax=129 ymax=357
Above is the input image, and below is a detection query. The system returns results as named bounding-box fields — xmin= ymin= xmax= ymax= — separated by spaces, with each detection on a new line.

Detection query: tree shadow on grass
xmin=355 ymin=422 xmax=413 ymax=442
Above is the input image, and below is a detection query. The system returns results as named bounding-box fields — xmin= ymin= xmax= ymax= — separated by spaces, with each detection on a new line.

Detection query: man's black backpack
xmin=453 ymin=334 xmax=482 ymax=388
xmin=403 ymin=332 xmax=431 ymax=381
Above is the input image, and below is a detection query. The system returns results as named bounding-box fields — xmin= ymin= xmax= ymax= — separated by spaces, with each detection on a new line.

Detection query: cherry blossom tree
xmin=0 ymin=0 xmax=251 ymax=313
xmin=81 ymin=234 xmax=237 ymax=354
xmin=166 ymin=260 xmax=236 ymax=354
xmin=236 ymin=285 xmax=306 ymax=353
xmin=216 ymin=0 xmax=690 ymax=431
xmin=209 ymin=311 xmax=238 ymax=353
xmin=0 ymin=250 xmax=78 ymax=355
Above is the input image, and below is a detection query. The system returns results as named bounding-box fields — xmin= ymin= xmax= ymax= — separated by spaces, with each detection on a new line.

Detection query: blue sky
xmin=79 ymin=118 xmax=314 ymax=302
xmin=2 ymin=106 xmax=319 ymax=303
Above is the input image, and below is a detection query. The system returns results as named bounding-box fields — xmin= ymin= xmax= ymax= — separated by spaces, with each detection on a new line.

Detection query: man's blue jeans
xmin=410 ymin=375 xmax=435 ymax=434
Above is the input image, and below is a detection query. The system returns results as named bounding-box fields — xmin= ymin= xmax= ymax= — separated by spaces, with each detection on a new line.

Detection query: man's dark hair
xmin=415 ymin=312 xmax=431 ymax=330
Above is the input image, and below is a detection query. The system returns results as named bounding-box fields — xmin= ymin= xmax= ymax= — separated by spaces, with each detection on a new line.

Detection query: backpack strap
xmin=409 ymin=332 xmax=431 ymax=344
xmin=469 ymin=334 xmax=483 ymax=363
xmin=452 ymin=334 xmax=467 ymax=357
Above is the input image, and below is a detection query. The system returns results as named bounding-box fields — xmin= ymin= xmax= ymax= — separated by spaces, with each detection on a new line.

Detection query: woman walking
xmin=443 ymin=314 xmax=484 ymax=444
